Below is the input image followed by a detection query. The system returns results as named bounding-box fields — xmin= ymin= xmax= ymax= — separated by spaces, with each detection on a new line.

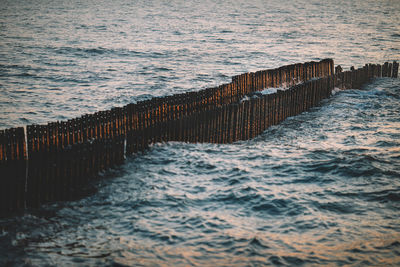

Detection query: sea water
xmin=0 ymin=0 xmax=399 ymax=265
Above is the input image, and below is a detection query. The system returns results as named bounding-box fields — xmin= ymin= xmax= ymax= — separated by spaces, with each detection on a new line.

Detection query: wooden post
xmin=388 ymin=62 xmax=393 ymax=78
xmin=303 ymin=83 xmax=308 ymax=111
xmin=277 ymin=90 xmax=283 ymax=123
xmin=259 ymin=96 xmax=265 ymax=133
xmin=263 ymin=95 xmax=268 ymax=130
xmin=270 ymin=93 xmax=275 ymax=125
xmin=393 ymin=61 xmax=399 ymax=78
xmin=236 ymin=102 xmax=241 ymax=140
xmin=382 ymin=62 xmax=388 ymax=77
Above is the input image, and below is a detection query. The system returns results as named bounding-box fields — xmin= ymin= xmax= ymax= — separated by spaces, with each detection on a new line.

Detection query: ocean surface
xmin=1 ymin=0 xmax=400 ymax=265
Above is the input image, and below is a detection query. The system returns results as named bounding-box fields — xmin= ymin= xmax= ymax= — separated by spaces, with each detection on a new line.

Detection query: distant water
xmin=1 ymin=0 xmax=400 ymax=266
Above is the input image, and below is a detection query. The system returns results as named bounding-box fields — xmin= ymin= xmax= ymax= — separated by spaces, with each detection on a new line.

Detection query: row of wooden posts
xmin=0 ymin=59 xmax=398 ymax=216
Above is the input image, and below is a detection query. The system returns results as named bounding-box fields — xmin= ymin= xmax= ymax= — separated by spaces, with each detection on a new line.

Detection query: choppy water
xmin=1 ymin=0 xmax=400 ymax=266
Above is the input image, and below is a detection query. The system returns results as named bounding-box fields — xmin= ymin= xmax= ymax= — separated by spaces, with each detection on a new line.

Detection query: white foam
xmin=239 ymin=87 xmax=288 ymax=102
xmin=240 ymin=96 xmax=250 ymax=103
xmin=331 ymin=87 xmax=342 ymax=95
xmin=259 ymin=87 xmax=288 ymax=95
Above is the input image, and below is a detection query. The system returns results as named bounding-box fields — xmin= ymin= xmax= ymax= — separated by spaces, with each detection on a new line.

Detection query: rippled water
xmin=1 ymin=0 xmax=400 ymax=266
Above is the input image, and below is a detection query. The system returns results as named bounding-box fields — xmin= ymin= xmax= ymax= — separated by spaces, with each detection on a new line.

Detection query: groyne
xmin=0 ymin=59 xmax=398 ymax=216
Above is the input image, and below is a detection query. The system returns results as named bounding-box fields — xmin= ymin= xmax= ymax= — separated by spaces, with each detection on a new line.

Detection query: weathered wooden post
xmin=263 ymin=95 xmax=269 ymax=129
xmin=0 ymin=128 xmax=27 ymax=215
xmin=277 ymin=90 xmax=283 ymax=123
xmin=259 ymin=96 xmax=265 ymax=133
xmin=249 ymin=99 xmax=255 ymax=139
xmin=382 ymin=62 xmax=388 ymax=77
xmin=225 ymin=104 xmax=232 ymax=143
xmin=269 ymin=93 xmax=274 ymax=126
xmin=302 ymin=82 xmax=308 ymax=111
xmin=235 ymin=102 xmax=241 ymax=140
xmin=391 ymin=61 xmax=398 ymax=78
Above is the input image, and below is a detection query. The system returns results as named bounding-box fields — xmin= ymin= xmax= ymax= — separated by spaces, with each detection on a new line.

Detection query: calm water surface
xmin=0 ymin=0 xmax=400 ymax=266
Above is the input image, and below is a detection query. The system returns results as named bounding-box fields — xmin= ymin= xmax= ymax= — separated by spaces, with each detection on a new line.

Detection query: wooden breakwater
xmin=0 ymin=59 xmax=398 ymax=216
